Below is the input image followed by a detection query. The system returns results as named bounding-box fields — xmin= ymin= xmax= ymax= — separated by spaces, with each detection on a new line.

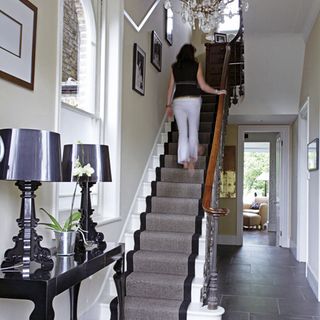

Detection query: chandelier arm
xmin=171 ymin=0 xmax=241 ymax=34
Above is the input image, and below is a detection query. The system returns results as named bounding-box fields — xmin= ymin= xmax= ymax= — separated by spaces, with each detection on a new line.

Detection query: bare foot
xmin=183 ymin=162 xmax=189 ymax=169
xmin=198 ymin=144 xmax=205 ymax=156
xmin=188 ymin=162 xmax=195 ymax=170
xmin=188 ymin=161 xmax=195 ymax=176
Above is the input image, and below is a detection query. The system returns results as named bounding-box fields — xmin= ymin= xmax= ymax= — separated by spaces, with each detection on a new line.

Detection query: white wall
xmin=230 ymin=33 xmax=305 ymax=117
xmin=300 ymin=11 xmax=320 ymax=298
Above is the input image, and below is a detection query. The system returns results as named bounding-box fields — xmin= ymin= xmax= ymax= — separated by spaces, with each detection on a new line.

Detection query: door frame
xmin=296 ymin=98 xmax=309 ymax=262
xmin=237 ymin=125 xmax=291 ymax=247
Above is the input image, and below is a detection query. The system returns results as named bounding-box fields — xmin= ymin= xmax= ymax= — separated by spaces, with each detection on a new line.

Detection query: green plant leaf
xmin=39 ymin=208 xmax=63 ymax=231
xmin=39 ymin=222 xmax=59 ymax=230
xmin=63 ymin=210 xmax=81 ymax=231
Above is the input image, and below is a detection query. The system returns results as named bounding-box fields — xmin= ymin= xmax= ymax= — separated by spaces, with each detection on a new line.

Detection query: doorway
xmin=242 ymin=140 xmax=276 ymax=246
xmin=237 ymin=126 xmax=291 ymax=248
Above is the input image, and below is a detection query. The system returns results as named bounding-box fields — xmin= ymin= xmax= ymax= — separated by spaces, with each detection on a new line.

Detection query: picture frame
xmin=0 ymin=0 xmax=38 ymax=90
xmin=132 ymin=43 xmax=146 ymax=96
xmin=165 ymin=7 xmax=173 ymax=46
xmin=308 ymin=138 xmax=319 ymax=171
xmin=151 ymin=31 xmax=162 ymax=72
xmin=214 ymin=32 xmax=227 ymax=43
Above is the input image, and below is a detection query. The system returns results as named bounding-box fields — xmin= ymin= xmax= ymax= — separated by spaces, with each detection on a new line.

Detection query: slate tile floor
xmin=218 ymin=241 xmax=320 ymax=320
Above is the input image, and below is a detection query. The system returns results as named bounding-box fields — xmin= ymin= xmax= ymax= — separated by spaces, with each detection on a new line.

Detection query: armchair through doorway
xmin=243 ymin=196 xmax=268 ymax=229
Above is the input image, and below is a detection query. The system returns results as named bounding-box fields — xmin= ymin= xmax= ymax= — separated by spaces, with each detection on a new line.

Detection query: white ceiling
xmin=244 ymin=0 xmax=320 ymax=38
xmin=228 ymin=0 xmax=320 ymax=125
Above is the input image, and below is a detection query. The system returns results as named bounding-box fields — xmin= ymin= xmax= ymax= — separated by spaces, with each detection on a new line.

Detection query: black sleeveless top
xmin=172 ymin=61 xmax=201 ymax=99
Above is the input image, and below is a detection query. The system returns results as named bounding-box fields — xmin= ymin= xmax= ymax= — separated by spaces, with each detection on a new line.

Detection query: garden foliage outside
xmin=243 ymin=151 xmax=269 ymax=201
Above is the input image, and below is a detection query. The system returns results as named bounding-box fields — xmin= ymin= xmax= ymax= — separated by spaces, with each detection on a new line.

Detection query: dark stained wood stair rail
xmin=201 ymin=2 xmax=244 ymax=310
xmin=202 ymin=44 xmax=231 ymax=217
xmin=201 ymin=44 xmax=231 ymax=312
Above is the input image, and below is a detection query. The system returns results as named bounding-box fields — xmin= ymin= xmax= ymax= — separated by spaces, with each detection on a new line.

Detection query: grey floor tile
xmin=219 ymin=283 xmax=303 ymax=300
xmin=218 ymin=283 xmax=252 ymax=296
xmin=243 ymin=230 xmax=276 ymax=246
xmin=221 ymin=295 xmax=279 ymax=314
xmin=219 ymin=263 xmax=251 ymax=274
xmin=227 ymin=272 xmax=275 ymax=285
xmin=222 ymin=311 xmax=249 ymax=320
xmin=250 ymin=313 xmax=313 ymax=320
xmin=250 ymin=284 xmax=305 ymax=300
xmin=279 ymin=298 xmax=320 ymax=317
xmin=218 ymin=239 xmax=319 ymax=320
xmin=300 ymin=286 xmax=318 ymax=302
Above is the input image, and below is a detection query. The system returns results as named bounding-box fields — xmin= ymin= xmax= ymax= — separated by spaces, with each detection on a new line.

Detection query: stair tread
xmin=146 ymin=212 xmax=198 ymax=218
xmin=151 ymin=195 xmax=200 ymax=201
xmin=145 ymin=213 xmax=198 ymax=233
xmin=127 ymin=271 xmax=186 ymax=282
xmin=124 ymin=296 xmax=183 ymax=318
xmin=155 ymin=181 xmax=202 ymax=187
xmin=132 ymin=249 xmax=191 ymax=260
xmin=140 ymin=230 xmax=195 ymax=237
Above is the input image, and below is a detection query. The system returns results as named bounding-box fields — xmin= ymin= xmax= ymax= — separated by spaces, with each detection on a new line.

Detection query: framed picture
xmin=0 ymin=0 xmax=37 ymax=90
xmin=214 ymin=32 xmax=227 ymax=43
xmin=308 ymin=138 xmax=319 ymax=171
xmin=151 ymin=31 xmax=162 ymax=72
xmin=132 ymin=43 xmax=146 ymax=96
xmin=165 ymin=7 xmax=173 ymax=46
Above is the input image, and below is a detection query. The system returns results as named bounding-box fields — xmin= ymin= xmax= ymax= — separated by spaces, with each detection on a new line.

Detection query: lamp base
xmin=1 ymin=181 xmax=54 ymax=271
xmin=76 ymin=181 xmax=106 ymax=252
xmin=75 ymin=214 xmax=107 ymax=252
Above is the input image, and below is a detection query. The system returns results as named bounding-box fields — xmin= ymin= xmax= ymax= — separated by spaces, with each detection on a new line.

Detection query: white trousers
xmin=172 ymin=96 xmax=202 ymax=164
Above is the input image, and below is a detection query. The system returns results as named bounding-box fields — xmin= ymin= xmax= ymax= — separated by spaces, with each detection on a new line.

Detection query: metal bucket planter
xmin=54 ymin=230 xmax=76 ymax=256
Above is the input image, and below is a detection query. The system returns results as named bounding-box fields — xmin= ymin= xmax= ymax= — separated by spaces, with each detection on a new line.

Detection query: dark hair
xmin=175 ymin=44 xmax=196 ymax=67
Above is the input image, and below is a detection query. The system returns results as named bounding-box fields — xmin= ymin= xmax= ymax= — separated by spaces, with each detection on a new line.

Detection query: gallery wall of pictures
xmin=131 ymin=7 xmax=173 ymax=95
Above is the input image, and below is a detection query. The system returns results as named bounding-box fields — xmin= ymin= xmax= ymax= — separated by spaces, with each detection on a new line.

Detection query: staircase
xmin=108 ymin=95 xmax=219 ymax=320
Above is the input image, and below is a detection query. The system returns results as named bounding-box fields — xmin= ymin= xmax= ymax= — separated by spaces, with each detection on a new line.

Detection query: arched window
xmin=59 ymin=0 xmax=100 ymax=219
xmin=61 ymin=0 xmax=96 ymax=114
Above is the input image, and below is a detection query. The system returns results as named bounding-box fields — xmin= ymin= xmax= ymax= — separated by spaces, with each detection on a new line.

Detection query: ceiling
xmin=227 ymin=0 xmax=320 ymax=125
xmin=228 ymin=114 xmax=298 ymax=125
xmin=244 ymin=0 xmax=320 ymax=38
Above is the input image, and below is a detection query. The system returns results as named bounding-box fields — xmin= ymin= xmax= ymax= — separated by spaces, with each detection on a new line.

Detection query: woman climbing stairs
xmin=111 ymin=95 xmax=218 ymax=320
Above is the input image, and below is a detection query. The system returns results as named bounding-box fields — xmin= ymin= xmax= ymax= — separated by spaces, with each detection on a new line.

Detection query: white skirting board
xmin=307 ymin=263 xmax=319 ymax=301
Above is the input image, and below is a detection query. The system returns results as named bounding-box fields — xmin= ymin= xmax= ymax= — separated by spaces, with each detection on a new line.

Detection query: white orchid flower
xmin=72 ymin=158 xmax=95 ymax=177
xmin=82 ymin=163 xmax=95 ymax=177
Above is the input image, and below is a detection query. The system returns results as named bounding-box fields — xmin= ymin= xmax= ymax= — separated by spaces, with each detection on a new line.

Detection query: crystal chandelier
xmin=164 ymin=0 xmax=248 ymax=34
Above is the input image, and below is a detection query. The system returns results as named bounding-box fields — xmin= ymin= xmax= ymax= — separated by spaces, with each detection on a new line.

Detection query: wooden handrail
xmin=202 ymin=45 xmax=231 ymax=216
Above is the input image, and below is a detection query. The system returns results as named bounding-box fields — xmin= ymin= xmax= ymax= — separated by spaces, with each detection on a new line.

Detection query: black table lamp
xmin=62 ymin=144 xmax=112 ymax=251
xmin=0 ymin=128 xmax=62 ymax=270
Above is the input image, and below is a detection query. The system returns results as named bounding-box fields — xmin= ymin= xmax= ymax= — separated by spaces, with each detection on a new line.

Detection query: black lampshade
xmin=0 ymin=128 xmax=62 ymax=181
xmin=62 ymin=144 xmax=112 ymax=182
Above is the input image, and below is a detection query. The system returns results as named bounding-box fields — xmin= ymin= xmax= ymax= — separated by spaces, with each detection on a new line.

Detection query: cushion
xmin=250 ymin=202 xmax=260 ymax=209
xmin=243 ymin=212 xmax=261 ymax=226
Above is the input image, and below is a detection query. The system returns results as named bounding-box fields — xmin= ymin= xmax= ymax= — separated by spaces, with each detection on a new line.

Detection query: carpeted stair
xmin=111 ymin=95 xmax=218 ymax=320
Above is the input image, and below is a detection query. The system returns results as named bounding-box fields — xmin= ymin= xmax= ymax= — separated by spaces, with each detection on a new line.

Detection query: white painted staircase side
xmin=79 ymin=116 xmax=224 ymax=320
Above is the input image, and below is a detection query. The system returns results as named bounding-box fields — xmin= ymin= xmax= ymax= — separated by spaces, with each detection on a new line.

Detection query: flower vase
xmin=54 ymin=230 xmax=76 ymax=256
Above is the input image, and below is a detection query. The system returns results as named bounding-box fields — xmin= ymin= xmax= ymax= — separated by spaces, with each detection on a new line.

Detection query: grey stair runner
xmin=110 ymin=95 xmax=217 ymax=320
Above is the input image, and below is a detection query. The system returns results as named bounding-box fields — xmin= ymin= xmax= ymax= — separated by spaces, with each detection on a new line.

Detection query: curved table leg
xmin=69 ymin=283 xmax=81 ymax=320
xmin=113 ymin=253 xmax=125 ymax=320
xmin=30 ymin=296 xmax=55 ymax=320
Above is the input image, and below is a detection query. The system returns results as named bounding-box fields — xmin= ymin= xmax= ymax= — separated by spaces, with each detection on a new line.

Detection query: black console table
xmin=0 ymin=242 xmax=125 ymax=320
